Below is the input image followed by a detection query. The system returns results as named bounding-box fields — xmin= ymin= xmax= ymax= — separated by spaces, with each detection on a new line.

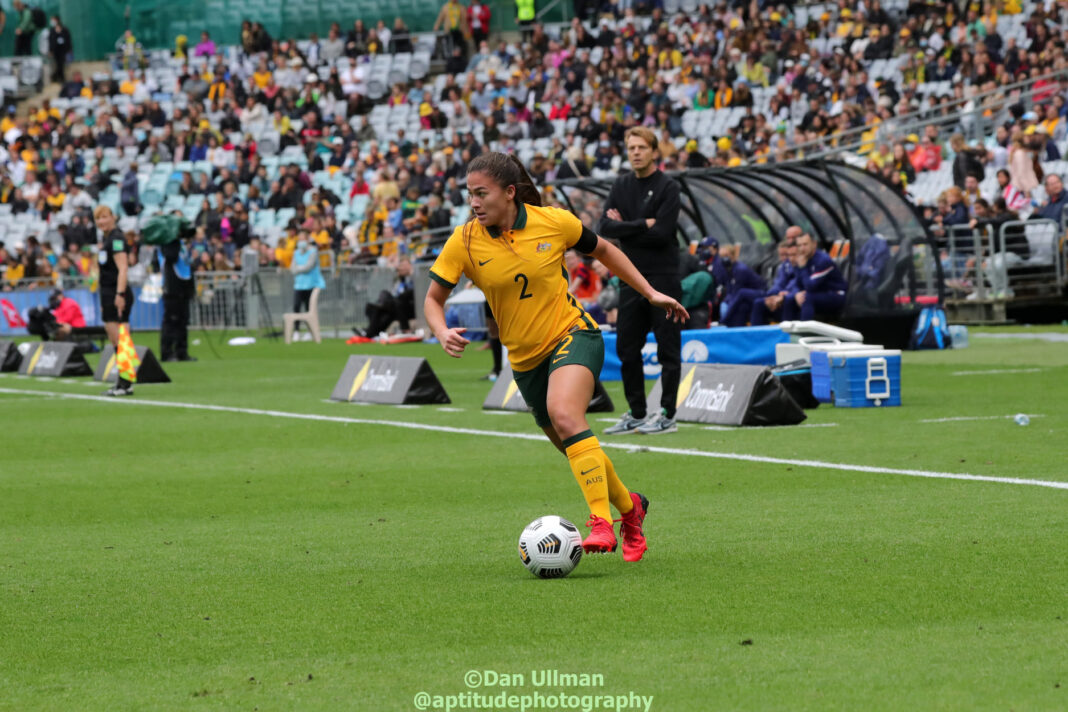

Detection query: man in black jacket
xmin=598 ymin=127 xmax=682 ymax=435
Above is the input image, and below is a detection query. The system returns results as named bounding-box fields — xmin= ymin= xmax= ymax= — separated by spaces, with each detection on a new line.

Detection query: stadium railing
xmin=800 ymin=68 xmax=1068 ymax=163
xmin=939 ymin=216 xmax=1067 ymax=312
xmin=994 ymin=218 xmax=1065 ymax=300
xmin=940 ymin=223 xmax=994 ymax=301
xmin=189 ymin=263 xmax=400 ymax=336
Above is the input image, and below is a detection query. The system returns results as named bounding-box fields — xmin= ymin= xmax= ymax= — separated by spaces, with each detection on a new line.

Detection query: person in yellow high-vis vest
xmin=516 ymin=0 xmax=536 ymax=42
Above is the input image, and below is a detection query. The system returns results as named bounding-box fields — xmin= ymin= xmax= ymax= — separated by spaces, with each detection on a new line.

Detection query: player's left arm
xmin=584 ymin=231 xmax=688 ymax=323
xmin=559 ymin=208 xmax=686 ymax=322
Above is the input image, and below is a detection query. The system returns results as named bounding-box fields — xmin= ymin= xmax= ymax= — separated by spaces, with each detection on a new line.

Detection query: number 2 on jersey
xmin=514 ymin=273 xmax=533 ymax=300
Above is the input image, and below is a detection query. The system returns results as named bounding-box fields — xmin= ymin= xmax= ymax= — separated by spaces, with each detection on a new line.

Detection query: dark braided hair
xmin=462 ymin=152 xmax=543 ymax=262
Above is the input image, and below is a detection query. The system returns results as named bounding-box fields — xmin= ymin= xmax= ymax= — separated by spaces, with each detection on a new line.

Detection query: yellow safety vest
xmin=516 ymin=0 xmax=535 ymax=22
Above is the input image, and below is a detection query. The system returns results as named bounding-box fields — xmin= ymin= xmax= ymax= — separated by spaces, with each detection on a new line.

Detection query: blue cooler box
xmin=828 ymin=349 xmax=902 ymax=407
xmin=809 ymin=344 xmax=882 ymax=403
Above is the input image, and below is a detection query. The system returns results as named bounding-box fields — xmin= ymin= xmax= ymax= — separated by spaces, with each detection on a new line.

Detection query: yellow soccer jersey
xmin=430 ymin=203 xmax=597 ymax=372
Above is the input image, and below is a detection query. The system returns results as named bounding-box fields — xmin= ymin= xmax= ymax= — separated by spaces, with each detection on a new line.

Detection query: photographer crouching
xmin=26 ymin=288 xmax=86 ymax=342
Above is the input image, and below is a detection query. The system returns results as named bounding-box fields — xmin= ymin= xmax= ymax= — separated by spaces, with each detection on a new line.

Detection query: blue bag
xmin=910 ymin=306 xmax=952 ymax=350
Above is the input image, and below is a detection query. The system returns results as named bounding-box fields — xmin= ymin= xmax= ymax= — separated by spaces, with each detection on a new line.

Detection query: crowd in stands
xmin=1 ymin=0 xmax=1067 ymax=315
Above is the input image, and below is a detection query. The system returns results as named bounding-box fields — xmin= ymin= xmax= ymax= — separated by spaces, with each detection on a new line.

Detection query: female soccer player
xmin=424 ymin=153 xmax=688 ymax=561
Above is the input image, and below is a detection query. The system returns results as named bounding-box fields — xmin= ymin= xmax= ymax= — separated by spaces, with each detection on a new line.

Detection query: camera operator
xmin=159 ymin=224 xmax=197 ymax=361
xmin=26 ymin=288 xmax=86 ymax=341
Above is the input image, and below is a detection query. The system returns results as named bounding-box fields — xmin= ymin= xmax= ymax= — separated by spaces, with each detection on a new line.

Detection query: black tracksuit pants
xmin=615 ymin=275 xmax=681 ymax=419
xmin=160 ymin=294 xmax=190 ymax=360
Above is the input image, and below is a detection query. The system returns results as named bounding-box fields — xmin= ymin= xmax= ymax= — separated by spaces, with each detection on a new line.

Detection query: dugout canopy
xmin=551 ymin=160 xmax=944 ymax=321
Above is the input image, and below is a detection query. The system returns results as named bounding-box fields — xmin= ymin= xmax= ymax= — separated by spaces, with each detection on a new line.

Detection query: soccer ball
xmin=517 ymin=515 xmax=584 ymax=579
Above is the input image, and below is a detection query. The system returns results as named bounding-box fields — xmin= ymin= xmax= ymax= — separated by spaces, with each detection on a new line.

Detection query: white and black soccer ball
xmin=518 ymin=515 xmax=583 ymax=579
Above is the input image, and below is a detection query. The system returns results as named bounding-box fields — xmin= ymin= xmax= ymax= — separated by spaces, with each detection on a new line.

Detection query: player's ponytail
xmin=506 ymin=153 xmax=543 ymax=207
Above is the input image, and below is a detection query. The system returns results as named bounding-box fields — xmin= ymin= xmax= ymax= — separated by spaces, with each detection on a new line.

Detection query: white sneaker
xmin=102 ymin=385 xmax=134 ymax=397
xmin=604 ymin=411 xmax=645 ymax=435
xmin=636 ymin=409 xmax=678 ymax=435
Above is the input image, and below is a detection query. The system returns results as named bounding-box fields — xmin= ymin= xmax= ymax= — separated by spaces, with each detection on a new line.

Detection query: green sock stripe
xmin=561 ymin=430 xmax=595 ymax=449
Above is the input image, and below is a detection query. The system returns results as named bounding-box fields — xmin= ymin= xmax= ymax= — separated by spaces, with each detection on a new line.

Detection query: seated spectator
xmin=908 ymin=133 xmax=942 ymax=173
xmin=1031 ymin=175 xmax=1067 ymax=223
xmin=751 ymin=230 xmax=800 ymax=326
xmin=26 ymin=288 xmax=86 ymax=341
xmin=60 ymin=70 xmax=86 ymax=99
xmin=971 ymin=198 xmax=1025 ymax=298
xmin=679 ymin=249 xmax=715 ymax=329
xmin=566 ymin=249 xmax=600 ymax=305
xmin=783 ymin=233 xmax=848 ymax=322
xmin=718 ymin=245 xmax=767 ymax=327
xmin=353 ymin=257 xmax=415 ymax=339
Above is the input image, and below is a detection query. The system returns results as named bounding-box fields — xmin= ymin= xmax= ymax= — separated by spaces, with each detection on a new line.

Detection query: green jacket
xmin=680 ymin=270 xmax=714 ymax=310
xmin=17 ymin=8 xmax=35 ymax=34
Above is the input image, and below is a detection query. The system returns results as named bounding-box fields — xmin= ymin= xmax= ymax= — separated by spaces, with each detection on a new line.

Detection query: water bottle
xmin=948 ymin=324 xmax=968 ymax=348
xmin=1014 ymin=414 xmax=1030 ymax=426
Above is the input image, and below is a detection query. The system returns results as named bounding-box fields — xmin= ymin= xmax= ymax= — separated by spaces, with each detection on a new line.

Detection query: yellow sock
xmin=604 ymin=454 xmax=633 ymax=514
xmin=563 ymin=430 xmax=611 ymax=521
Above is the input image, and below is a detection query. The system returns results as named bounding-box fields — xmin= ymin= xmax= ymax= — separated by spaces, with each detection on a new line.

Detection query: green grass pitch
xmin=1 ymin=327 xmax=1066 ymax=711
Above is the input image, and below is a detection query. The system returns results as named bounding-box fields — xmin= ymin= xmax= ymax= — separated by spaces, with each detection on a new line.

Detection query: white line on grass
xmin=951 ymin=368 xmax=1046 ymax=376
xmin=702 ymin=423 xmax=839 ymax=431
xmin=3 ymin=387 xmax=1066 ymax=492
xmin=973 ymin=332 xmax=1068 ymax=343
xmin=920 ymin=414 xmax=1046 ymax=423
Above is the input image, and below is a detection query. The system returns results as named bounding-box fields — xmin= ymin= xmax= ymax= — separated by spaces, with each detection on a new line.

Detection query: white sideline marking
xmin=951 ymin=368 xmax=1046 ymax=376
xmin=2 ymin=386 xmax=1066 ymax=492
xmin=974 ymin=332 xmax=1068 ymax=343
xmin=920 ymin=414 xmax=1046 ymax=423
xmin=437 ymin=407 xmax=465 ymax=412
xmin=702 ymin=423 xmax=839 ymax=431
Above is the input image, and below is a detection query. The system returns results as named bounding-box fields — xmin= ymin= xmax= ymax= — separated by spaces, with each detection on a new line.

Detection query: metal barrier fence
xmin=940 ymin=224 xmax=994 ymax=301
xmin=188 ymin=265 xmax=400 ymax=337
xmin=994 ymin=219 xmax=1065 ymax=299
xmin=938 ymin=218 xmax=1066 ymax=302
